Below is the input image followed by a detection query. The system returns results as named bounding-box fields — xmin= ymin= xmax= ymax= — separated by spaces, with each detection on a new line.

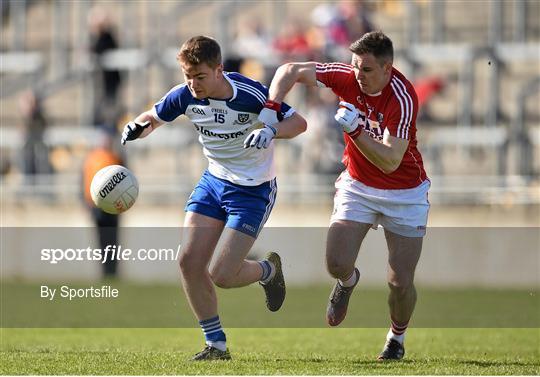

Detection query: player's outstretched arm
xmin=267 ymin=62 xmax=318 ymax=103
xmin=244 ymin=62 xmax=314 ymax=149
xmin=121 ymin=111 xmax=163 ymax=145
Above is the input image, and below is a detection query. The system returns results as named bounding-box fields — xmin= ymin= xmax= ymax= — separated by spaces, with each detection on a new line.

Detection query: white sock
xmin=386 ymin=328 xmax=405 ymax=344
xmin=207 ymin=340 xmax=227 ymax=351
xmin=259 ymin=260 xmax=276 ymax=285
xmin=338 ymin=269 xmax=359 ymax=288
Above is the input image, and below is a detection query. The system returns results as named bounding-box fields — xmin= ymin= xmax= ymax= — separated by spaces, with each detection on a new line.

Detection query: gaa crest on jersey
xmin=377 ymin=112 xmax=384 ymax=124
xmin=192 ymin=107 xmax=206 ymax=115
xmin=366 ymin=104 xmax=375 ymax=118
xmin=237 ymin=113 xmax=250 ymax=124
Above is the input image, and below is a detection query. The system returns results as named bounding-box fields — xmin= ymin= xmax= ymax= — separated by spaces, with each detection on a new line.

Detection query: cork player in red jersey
xmin=257 ymin=31 xmax=430 ymax=360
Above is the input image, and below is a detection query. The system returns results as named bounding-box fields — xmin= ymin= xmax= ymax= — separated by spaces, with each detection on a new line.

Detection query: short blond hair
xmin=177 ymin=36 xmax=221 ymax=68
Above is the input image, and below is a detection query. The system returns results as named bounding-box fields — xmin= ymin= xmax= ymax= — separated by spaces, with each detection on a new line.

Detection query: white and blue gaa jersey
xmin=151 ymin=72 xmax=295 ymax=186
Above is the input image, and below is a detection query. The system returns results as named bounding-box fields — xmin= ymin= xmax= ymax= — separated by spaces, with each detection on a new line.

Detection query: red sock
xmin=390 ymin=317 xmax=409 ymax=336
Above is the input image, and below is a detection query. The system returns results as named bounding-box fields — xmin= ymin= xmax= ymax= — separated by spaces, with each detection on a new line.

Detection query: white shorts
xmin=331 ymin=171 xmax=431 ymax=237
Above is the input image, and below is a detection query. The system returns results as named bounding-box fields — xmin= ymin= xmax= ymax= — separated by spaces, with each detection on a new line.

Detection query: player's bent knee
xmin=178 ymin=249 xmax=205 ymax=275
xmin=387 ymin=281 xmax=414 ymax=297
xmin=326 ymin=257 xmax=352 ymax=279
xmin=209 ymin=270 xmax=234 ymax=289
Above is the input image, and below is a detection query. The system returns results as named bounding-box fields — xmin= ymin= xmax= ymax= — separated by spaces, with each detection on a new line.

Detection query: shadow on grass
xmin=460 ymin=359 xmax=540 ymax=368
xmin=351 ymin=359 xmax=416 ymax=366
xmin=248 ymin=355 xmax=417 ymax=365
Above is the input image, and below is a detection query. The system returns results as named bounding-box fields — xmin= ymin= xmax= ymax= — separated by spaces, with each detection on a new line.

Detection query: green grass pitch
xmin=1 ymin=282 xmax=539 ymax=374
xmin=1 ymin=328 xmax=538 ymax=375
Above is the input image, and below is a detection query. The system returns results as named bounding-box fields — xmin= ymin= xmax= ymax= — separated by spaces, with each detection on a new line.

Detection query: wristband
xmin=264 ymin=99 xmax=281 ymax=112
xmin=347 ymin=128 xmax=362 ymax=139
xmin=266 ymin=124 xmax=277 ymax=136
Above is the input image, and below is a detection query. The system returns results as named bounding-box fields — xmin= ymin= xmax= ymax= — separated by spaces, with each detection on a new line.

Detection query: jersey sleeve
xmin=152 ymin=84 xmax=190 ymax=123
xmin=278 ymin=101 xmax=295 ymax=119
xmin=315 ymin=62 xmax=354 ymax=93
xmin=253 ymin=79 xmax=295 ymax=119
xmin=384 ymin=91 xmax=418 ymax=140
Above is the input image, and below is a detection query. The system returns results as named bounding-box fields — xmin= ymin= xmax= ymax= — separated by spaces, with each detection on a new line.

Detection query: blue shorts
xmin=185 ymin=170 xmax=277 ymax=238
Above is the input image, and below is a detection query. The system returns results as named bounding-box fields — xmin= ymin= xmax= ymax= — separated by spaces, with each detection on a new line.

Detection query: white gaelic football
xmin=90 ymin=165 xmax=139 ymax=214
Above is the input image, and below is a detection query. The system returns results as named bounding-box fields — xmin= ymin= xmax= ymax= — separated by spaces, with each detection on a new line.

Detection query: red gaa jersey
xmin=315 ymin=63 xmax=428 ymax=189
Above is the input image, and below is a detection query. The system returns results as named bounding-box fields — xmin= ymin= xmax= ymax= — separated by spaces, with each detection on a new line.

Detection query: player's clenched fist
xmin=334 ymin=101 xmax=361 ymax=135
xmin=243 ymin=125 xmax=277 ymax=149
xmin=121 ymin=121 xmax=151 ymax=145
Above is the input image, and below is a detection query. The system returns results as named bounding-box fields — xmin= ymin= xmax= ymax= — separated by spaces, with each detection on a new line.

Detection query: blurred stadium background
xmin=1 ymin=0 xmax=539 ymax=287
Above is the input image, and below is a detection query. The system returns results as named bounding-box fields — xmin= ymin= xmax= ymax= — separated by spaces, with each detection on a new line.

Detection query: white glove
xmin=334 ymin=101 xmax=360 ymax=134
xmin=258 ymin=106 xmax=282 ymax=126
xmin=243 ymin=125 xmax=277 ymax=149
xmin=121 ymin=121 xmax=151 ymax=145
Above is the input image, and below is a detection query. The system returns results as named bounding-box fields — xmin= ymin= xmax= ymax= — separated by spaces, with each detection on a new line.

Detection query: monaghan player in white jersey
xmin=121 ymin=36 xmax=307 ymax=360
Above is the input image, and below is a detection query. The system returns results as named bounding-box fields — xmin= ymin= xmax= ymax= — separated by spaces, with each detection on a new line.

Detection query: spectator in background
xmin=230 ymin=19 xmax=276 ymax=83
xmin=273 ymin=18 xmax=313 ymax=61
xmin=18 ymin=90 xmax=52 ymax=185
xmin=88 ymin=7 xmax=123 ymax=132
xmin=414 ymin=76 xmax=446 ymax=121
xmin=0 ymin=150 xmax=10 ymax=179
xmin=310 ymin=0 xmax=374 ymax=61
xmin=338 ymin=0 xmax=374 ymax=42
xmin=82 ymin=127 xmax=123 ymax=278
xmin=310 ymin=3 xmax=347 ymax=54
xmin=233 ymin=19 xmax=274 ymax=62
